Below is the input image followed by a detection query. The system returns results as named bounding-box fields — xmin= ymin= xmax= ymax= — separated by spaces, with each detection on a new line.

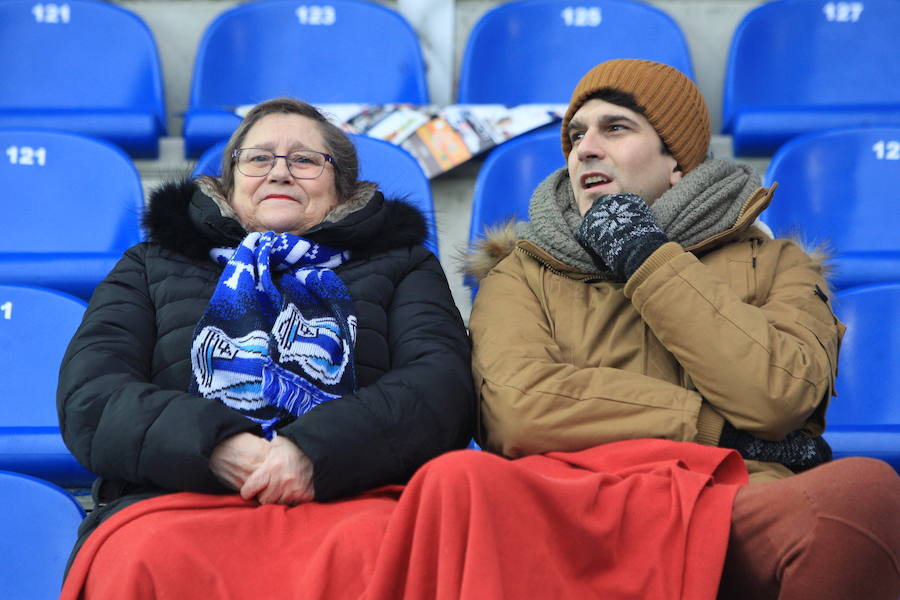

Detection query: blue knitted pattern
xmin=190 ymin=231 xmax=357 ymax=438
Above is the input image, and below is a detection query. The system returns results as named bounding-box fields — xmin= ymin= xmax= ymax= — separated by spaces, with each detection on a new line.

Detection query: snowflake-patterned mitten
xmin=575 ymin=193 xmax=669 ymax=281
xmin=719 ymin=421 xmax=833 ymax=472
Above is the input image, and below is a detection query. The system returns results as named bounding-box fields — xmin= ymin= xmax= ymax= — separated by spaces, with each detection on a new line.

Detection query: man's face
xmin=566 ymin=98 xmax=683 ymax=215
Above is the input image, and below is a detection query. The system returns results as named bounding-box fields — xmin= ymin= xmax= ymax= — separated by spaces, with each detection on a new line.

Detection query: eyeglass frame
xmin=231 ymin=147 xmax=335 ymax=180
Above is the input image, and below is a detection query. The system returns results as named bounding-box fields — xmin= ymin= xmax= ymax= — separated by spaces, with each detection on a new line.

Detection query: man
xmin=467 ymin=59 xmax=900 ymax=598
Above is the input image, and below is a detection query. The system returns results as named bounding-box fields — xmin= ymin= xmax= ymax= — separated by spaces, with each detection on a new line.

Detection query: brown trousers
xmin=719 ymin=457 xmax=900 ymax=600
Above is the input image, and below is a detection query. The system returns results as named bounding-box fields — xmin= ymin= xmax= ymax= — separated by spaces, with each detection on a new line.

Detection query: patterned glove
xmin=719 ymin=421 xmax=833 ymax=473
xmin=575 ymin=193 xmax=669 ymax=281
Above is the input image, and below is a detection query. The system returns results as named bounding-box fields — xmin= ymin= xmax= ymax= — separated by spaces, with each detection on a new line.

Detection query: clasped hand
xmin=209 ymin=432 xmax=315 ymax=505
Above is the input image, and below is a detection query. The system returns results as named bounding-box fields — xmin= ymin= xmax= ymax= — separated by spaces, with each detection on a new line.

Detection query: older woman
xmin=57 ymin=98 xmax=474 ymax=596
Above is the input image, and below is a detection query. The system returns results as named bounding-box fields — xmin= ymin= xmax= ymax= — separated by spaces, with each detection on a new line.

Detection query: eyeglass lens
xmin=236 ymin=149 xmax=327 ymax=178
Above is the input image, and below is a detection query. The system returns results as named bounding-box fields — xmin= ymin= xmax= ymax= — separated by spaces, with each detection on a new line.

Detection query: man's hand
xmin=209 ymin=432 xmax=270 ymax=491
xmin=240 ymin=435 xmax=315 ymax=505
xmin=575 ymin=193 xmax=669 ymax=281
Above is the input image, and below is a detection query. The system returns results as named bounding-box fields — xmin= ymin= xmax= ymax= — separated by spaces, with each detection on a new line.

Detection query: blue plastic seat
xmin=0 ymin=0 xmax=166 ymax=157
xmin=0 ymin=129 xmax=144 ymax=301
xmin=458 ymin=0 xmax=694 ymax=104
xmin=468 ymin=128 xmax=563 ymax=244
xmin=0 ymin=285 xmax=95 ymax=488
xmin=0 ymin=471 xmax=85 ymax=599
xmin=467 ymin=128 xmax=564 ymax=296
xmin=183 ymin=0 xmax=429 ymax=157
xmin=763 ymin=126 xmax=900 ymax=290
xmin=825 ymin=283 xmax=900 ymax=471
xmin=723 ymin=0 xmax=900 ymax=156
xmin=193 ymin=134 xmax=440 ymax=256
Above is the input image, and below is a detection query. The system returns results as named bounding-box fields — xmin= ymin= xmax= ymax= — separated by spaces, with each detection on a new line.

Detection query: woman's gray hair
xmin=198 ymin=97 xmax=360 ymax=202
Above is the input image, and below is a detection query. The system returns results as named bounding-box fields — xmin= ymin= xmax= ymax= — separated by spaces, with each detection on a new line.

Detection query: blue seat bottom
xmin=728 ymin=106 xmax=900 ymax=156
xmin=825 ymin=427 xmax=900 ymax=473
xmin=0 ymin=253 xmax=125 ymax=301
xmin=0 ymin=427 xmax=95 ymax=489
xmin=183 ymin=109 xmax=243 ymax=158
xmin=0 ymin=109 xmax=164 ymax=158
xmin=828 ymin=254 xmax=900 ymax=290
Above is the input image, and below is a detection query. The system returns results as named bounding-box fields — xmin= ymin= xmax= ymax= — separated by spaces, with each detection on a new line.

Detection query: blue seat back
xmin=0 ymin=471 xmax=85 ymax=599
xmin=723 ymin=0 xmax=900 ymax=155
xmin=0 ymin=0 xmax=167 ymax=156
xmin=468 ymin=128 xmax=564 ymax=243
xmin=0 ymin=285 xmax=95 ymax=487
xmin=0 ymin=129 xmax=144 ymax=299
xmin=189 ymin=0 xmax=428 ymax=108
xmin=826 ymin=283 xmax=900 ymax=469
xmin=192 ymin=134 xmax=439 ymax=256
xmin=183 ymin=0 xmax=428 ymax=157
xmin=763 ymin=126 xmax=900 ymax=289
xmin=832 ymin=283 xmax=900 ymax=427
xmin=0 ymin=129 xmax=144 ymax=253
xmin=458 ymin=0 xmax=694 ymax=104
xmin=467 ymin=128 xmax=564 ymax=297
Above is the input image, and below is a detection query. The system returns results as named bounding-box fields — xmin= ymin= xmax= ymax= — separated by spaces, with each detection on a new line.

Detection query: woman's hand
xmin=209 ymin=432 xmax=270 ymax=491
xmin=240 ymin=435 xmax=315 ymax=505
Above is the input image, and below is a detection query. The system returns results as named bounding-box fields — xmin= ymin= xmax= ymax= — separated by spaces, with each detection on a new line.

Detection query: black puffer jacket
xmin=58 ymin=179 xmax=474 ymax=535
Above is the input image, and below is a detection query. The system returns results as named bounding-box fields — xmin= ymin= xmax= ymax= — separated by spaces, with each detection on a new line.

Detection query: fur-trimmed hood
xmin=143 ymin=178 xmax=429 ymax=262
xmin=461 ymin=210 xmax=833 ymax=289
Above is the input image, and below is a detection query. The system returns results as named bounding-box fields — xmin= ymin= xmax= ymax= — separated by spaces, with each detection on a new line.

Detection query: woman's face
xmin=229 ymin=113 xmax=340 ymax=236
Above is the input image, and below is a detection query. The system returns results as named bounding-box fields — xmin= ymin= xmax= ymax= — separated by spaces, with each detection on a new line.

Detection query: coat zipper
xmin=515 ymin=246 xmax=598 ymax=282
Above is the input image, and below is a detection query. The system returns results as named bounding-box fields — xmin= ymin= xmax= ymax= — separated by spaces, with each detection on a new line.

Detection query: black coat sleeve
xmin=56 ymin=245 xmax=261 ymax=493
xmin=278 ymin=251 xmax=475 ymax=501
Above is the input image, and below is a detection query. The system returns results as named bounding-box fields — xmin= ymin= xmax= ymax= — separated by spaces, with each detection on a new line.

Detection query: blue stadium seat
xmin=723 ymin=0 xmax=900 ymax=156
xmin=468 ymin=128 xmax=563 ymax=244
xmin=0 ymin=129 xmax=144 ymax=301
xmin=467 ymin=128 xmax=563 ymax=295
xmin=0 ymin=0 xmax=166 ymax=157
xmin=0 ymin=285 xmax=95 ymax=488
xmin=192 ymin=134 xmax=440 ymax=256
xmin=458 ymin=0 xmax=694 ymax=104
xmin=762 ymin=126 xmax=900 ymax=290
xmin=826 ymin=283 xmax=900 ymax=471
xmin=0 ymin=471 xmax=84 ymax=599
xmin=183 ymin=0 xmax=429 ymax=157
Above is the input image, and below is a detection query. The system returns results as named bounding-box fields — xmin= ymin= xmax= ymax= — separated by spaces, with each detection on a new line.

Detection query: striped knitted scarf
xmin=190 ymin=231 xmax=357 ymax=438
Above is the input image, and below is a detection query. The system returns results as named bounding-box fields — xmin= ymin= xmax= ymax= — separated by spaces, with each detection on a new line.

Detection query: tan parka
xmin=469 ymin=185 xmax=844 ymax=483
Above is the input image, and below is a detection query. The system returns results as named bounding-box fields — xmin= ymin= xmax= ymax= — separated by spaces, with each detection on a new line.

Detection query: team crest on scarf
xmin=190 ymin=232 xmax=357 ymax=437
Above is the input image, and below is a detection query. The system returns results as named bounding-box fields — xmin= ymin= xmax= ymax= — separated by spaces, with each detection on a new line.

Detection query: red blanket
xmin=61 ymin=440 xmax=746 ymax=599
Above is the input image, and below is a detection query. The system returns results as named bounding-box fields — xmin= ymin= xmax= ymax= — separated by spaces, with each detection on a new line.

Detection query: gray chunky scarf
xmin=520 ymin=159 xmax=761 ymax=276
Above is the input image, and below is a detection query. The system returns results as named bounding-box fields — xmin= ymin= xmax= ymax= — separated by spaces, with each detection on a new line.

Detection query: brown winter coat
xmin=468 ymin=185 xmax=844 ymax=483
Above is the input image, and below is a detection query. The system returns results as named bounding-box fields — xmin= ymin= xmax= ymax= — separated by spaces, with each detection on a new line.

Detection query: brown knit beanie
xmin=561 ymin=59 xmax=710 ymax=173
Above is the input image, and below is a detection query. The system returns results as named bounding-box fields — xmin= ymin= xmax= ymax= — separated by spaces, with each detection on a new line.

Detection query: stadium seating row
xmin=1 ymin=123 xmax=897 ymax=299
xmin=2 ymin=276 xmax=896 ymax=488
xmin=0 ymin=127 xmax=438 ymax=301
xmin=1 ymin=0 xmax=898 ymax=158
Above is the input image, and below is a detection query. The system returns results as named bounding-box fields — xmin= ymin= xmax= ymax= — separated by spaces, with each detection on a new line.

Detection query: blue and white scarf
xmin=190 ymin=231 xmax=357 ymax=438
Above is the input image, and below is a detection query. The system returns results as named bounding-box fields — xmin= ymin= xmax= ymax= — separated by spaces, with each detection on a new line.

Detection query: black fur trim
xmin=142 ymin=179 xmax=216 ymax=262
xmin=143 ymin=179 xmax=430 ymax=260
xmin=377 ymin=199 xmax=429 ymax=251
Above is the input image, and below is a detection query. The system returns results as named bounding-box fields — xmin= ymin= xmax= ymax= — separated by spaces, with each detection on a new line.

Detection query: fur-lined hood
xmin=461 ymin=211 xmax=832 ymax=287
xmin=142 ymin=178 xmax=429 ymax=263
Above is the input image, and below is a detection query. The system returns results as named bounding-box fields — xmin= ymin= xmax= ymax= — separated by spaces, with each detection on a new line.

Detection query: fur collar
xmin=460 ymin=212 xmax=832 ymax=288
xmin=143 ymin=178 xmax=428 ymax=262
xmin=462 ymin=158 xmax=780 ymax=283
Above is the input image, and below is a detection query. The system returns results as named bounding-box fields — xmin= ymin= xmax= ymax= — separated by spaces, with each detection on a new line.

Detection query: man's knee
xmin=809 ymin=457 xmax=900 ymax=519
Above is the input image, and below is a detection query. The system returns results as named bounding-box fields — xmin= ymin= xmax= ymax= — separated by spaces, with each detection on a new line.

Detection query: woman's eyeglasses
xmin=232 ymin=148 xmax=334 ymax=179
